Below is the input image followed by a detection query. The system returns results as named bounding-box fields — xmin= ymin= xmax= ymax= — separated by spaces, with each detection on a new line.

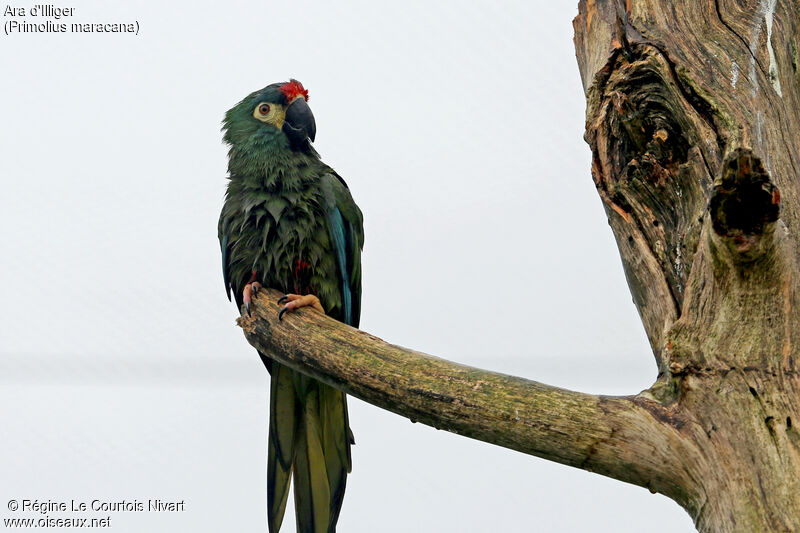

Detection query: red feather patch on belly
xmin=292 ymin=258 xmax=313 ymax=294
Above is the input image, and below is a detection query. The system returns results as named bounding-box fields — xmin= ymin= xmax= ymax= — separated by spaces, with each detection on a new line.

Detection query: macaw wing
xmin=219 ymin=214 xmax=233 ymax=303
xmin=320 ymin=172 xmax=364 ymax=328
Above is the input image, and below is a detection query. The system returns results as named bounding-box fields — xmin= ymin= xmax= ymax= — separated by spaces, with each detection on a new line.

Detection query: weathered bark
xmin=236 ymin=1 xmax=800 ymax=531
xmin=574 ymin=0 xmax=800 ymax=530
xmin=239 ymin=290 xmax=698 ymax=506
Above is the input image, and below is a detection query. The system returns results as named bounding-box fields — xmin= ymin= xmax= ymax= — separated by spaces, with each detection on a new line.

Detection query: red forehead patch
xmin=280 ymin=79 xmax=309 ymax=102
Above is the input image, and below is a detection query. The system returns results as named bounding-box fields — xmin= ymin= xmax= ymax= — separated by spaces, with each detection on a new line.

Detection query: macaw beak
xmin=283 ymin=97 xmax=316 ymax=148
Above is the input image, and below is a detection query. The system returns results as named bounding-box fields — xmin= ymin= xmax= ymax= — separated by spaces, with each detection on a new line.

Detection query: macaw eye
xmin=258 ymin=104 xmax=270 ymax=115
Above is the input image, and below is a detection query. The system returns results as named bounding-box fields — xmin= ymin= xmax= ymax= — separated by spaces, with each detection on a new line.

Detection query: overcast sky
xmin=0 ymin=1 xmax=695 ymax=531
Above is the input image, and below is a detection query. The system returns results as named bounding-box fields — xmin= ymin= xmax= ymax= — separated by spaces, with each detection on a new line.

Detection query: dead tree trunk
xmin=237 ymin=1 xmax=800 ymax=531
xmin=574 ymin=0 xmax=800 ymax=530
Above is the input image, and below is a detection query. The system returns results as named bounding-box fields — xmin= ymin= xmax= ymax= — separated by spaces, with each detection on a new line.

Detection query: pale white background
xmin=0 ymin=0 xmax=695 ymax=531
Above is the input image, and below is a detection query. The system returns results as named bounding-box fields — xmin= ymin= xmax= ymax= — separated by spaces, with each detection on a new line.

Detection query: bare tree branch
xmin=238 ymin=290 xmax=697 ymax=508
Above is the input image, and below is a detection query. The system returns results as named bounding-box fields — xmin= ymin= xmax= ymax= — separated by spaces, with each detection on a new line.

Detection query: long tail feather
xmin=293 ymin=384 xmax=331 ymax=533
xmin=267 ymin=363 xmax=297 ymax=533
xmin=265 ymin=364 xmax=352 ymax=533
xmin=319 ymin=385 xmax=351 ymax=532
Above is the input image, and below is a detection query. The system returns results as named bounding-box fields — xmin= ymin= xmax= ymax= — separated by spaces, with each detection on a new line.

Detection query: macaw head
xmin=223 ymin=79 xmax=316 ymax=152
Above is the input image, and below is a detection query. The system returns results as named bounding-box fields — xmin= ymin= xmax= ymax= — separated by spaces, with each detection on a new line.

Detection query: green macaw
xmin=218 ymin=79 xmax=364 ymax=533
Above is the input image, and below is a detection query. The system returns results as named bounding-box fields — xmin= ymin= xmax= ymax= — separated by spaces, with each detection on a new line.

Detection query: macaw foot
xmin=277 ymin=294 xmax=324 ymax=321
xmin=242 ymin=281 xmax=263 ymax=316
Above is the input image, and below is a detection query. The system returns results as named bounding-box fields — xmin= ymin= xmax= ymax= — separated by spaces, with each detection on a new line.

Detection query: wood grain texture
xmin=238 ymin=289 xmax=697 ymax=507
xmin=575 ymin=1 xmax=800 ymax=530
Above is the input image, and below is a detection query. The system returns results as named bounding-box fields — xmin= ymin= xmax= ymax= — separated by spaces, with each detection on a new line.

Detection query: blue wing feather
xmin=328 ymin=207 xmax=353 ymax=326
xmin=220 ymin=233 xmax=231 ymax=301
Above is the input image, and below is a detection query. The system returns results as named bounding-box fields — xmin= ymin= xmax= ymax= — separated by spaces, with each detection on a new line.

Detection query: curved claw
xmin=242 ymin=282 xmax=254 ymax=317
xmin=276 ymin=294 xmax=324 ymax=322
